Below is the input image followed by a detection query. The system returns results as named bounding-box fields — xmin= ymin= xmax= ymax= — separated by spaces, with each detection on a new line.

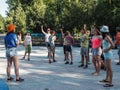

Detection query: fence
xmin=31 ymin=33 xmax=80 ymax=47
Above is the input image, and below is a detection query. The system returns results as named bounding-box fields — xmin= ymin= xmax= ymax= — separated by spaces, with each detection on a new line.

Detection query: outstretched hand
xmin=41 ymin=25 xmax=43 ymax=30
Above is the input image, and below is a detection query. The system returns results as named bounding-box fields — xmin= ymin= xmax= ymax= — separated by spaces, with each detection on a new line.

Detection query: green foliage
xmin=0 ymin=15 xmax=5 ymax=33
xmin=2 ymin=0 xmax=120 ymax=34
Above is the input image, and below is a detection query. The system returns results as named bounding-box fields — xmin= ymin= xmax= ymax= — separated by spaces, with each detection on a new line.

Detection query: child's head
xmin=100 ymin=25 xmax=110 ymax=39
xmin=66 ymin=31 xmax=70 ymax=36
xmin=80 ymin=28 xmax=86 ymax=34
xmin=26 ymin=32 xmax=30 ymax=36
xmin=51 ymin=30 xmax=56 ymax=35
xmin=86 ymin=30 xmax=90 ymax=36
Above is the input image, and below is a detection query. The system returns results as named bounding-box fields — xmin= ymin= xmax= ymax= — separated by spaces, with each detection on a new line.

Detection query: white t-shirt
xmin=43 ymin=32 xmax=51 ymax=42
xmin=25 ymin=35 xmax=32 ymax=45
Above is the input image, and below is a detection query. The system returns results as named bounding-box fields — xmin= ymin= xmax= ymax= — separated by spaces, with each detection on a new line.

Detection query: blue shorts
xmin=103 ymin=51 xmax=112 ymax=60
xmin=6 ymin=47 xmax=17 ymax=58
xmin=92 ymin=48 xmax=102 ymax=56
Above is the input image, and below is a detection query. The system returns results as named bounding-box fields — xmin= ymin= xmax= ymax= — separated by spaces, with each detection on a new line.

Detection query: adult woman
xmin=41 ymin=25 xmax=51 ymax=57
xmin=100 ymin=25 xmax=114 ymax=87
xmin=91 ymin=26 xmax=102 ymax=76
xmin=4 ymin=24 xmax=24 ymax=82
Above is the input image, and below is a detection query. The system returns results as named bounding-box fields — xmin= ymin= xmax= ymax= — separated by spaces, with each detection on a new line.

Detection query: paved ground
xmin=0 ymin=34 xmax=120 ymax=90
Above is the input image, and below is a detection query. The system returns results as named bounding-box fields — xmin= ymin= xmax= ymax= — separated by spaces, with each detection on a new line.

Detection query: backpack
xmin=116 ymin=32 xmax=120 ymax=44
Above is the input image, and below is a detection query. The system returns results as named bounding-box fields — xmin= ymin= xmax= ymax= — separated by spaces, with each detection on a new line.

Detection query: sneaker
xmin=116 ymin=62 xmax=120 ymax=65
xmin=7 ymin=77 xmax=14 ymax=81
xmin=83 ymin=65 xmax=88 ymax=69
xmin=70 ymin=62 xmax=73 ymax=65
xmin=53 ymin=60 xmax=56 ymax=62
xmin=78 ymin=64 xmax=84 ymax=67
xmin=16 ymin=78 xmax=24 ymax=82
xmin=65 ymin=61 xmax=69 ymax=64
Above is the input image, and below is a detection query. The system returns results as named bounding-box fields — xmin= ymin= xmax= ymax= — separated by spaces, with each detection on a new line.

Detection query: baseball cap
xmin=100 ymin=25 xmax=109 ymax=32
xmin=7 ymin=24 xmax=16 ymax=33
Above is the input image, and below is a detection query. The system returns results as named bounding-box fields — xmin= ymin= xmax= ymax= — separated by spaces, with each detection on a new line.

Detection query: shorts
xmin=92 ymin=47 xmax=102 ymax=56
xmin=65 ymin=45 xmax=72 ymax=52
xmin=117 ymin=45 xmax=120 ymax=56
xmin=48 ymin=46 xmax=55 ymax=53
xmin=81 ymin=47 xmax=89 ymax=56
xmin=103 ymin=51 xmax=112 ymax=60
xmin=25 ymin=45 xmax=31 ymax=53
xmin=6 ymin=47 xmax=17 ymax=58
xmin=46 ymin=42 xmax=50 ymax=48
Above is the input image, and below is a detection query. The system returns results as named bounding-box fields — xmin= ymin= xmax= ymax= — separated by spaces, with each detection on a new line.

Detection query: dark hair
xmin=102 ymin=32 xmax=110 ymax=39
xmin=94 ymin=25 xmax=101 ymax=35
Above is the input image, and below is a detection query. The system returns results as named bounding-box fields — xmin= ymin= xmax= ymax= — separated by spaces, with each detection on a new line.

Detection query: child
xmin=78 ymin=28 xmax=89 ymax=69
xmin=64 ymin=31 xmax=74 ymax=65
xmin=100 ymin=25 xmax=114 ymax=87
xmin=48 ymin=31 xmax=56 ymax=63
xmin=22 ymin=32 xmax=32 ymax=61
xmin=60 ymin=28 xmax=67 ymax=61
xmin=115 ymin=27 xmax=120 ymax=65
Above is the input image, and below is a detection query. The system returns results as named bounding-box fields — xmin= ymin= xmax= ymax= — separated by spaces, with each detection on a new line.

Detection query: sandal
xmin=116 ymin=62 xmax=120 ymax=65
xmin=16 ymin=78 xmax=24 ymax=82
xmin=99 ymin=79 xmax=109 ymax=83
xmin=93 ymin=72 xmax=99 ymax=76
xmin=7 ymin=77 xmax=14 ymax=81
xmin=103 ymin=84 xmax=113 ymax=87
xmin=91 ymin=72 xmax=96 ymax=75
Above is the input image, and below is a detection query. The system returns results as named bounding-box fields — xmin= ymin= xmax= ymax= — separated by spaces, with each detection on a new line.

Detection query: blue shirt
xmin=4 ymin=33 xmax=18 ymax=48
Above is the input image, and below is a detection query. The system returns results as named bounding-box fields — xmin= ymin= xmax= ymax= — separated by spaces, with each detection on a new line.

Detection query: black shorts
xmin=65 ymin=45 xmax=72 ymax=52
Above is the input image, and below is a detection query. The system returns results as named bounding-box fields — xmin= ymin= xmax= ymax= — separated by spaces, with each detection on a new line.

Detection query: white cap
xmin=100 ymin=25 xmax=109 ymax=32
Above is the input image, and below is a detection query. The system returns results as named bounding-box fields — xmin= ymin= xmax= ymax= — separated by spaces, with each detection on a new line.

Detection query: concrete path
xmin=0 ymin=34 xmax=120 ymax=90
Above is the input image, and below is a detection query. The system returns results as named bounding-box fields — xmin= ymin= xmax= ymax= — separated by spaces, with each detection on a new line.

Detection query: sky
xmin=0 ymin=0 xmax=8 ymax=17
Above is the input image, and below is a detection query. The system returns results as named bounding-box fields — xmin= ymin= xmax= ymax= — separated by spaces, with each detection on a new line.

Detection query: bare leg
xmin=13 ymin=56 xmax=19 ymax=80
xmin=92 ymin=56 xmax=97 ymax=73
xmin=28 ymin=53 xmax=30 ymax=61
xmin=22 ymin=52 xmax=27 ymax=59
xmin=96 ymin=55 xmax=101 ymax=74
xmin=7 ymin=57 xmax=12 ymax=78
xmin=106 ymin=60 xmax=113 ymax=84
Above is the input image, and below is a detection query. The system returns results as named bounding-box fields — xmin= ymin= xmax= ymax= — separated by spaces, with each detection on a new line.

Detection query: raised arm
xmin=60 ymin=28 xmax=64 ymax=38
xmin=41 ymin=25 xmax=46 ymax=35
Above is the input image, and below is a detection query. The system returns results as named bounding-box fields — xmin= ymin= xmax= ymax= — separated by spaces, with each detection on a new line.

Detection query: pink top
xmin=91 ymin=35 xmax=102 ymax=49
xmin=65 ymin=35 xmax=74 ymax=46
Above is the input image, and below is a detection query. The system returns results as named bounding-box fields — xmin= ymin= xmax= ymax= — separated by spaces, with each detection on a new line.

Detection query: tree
xmin=6 ymin=0 xmax=26 ymax=33
xmin=0 ymin=15 xmax=5 ymax=33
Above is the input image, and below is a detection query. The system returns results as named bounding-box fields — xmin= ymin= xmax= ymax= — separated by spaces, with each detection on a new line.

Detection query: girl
xmin=91 ymin=26 xmax=102 ymax=76
xmin=100 ymin=25 xmax=114 ymax=87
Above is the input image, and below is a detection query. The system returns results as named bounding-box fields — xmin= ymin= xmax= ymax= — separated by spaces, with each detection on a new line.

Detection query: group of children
xmin=4 ymin=24 xmax=120 ymax=87
xmin=41 ymin=25 xmax=116 ymax=87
